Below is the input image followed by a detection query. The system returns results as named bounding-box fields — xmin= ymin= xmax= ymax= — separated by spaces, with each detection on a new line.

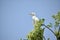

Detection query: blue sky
xmin=0 ymin=0 xmax=60 ymax=40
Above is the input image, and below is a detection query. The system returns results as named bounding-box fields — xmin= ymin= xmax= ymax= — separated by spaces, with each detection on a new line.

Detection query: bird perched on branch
xmin=29 ymin=12 xmax=39 ymax=25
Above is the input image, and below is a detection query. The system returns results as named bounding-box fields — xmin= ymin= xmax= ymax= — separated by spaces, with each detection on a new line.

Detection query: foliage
xmin=20 ymin=11 xmax=60 ymax=40
xmin=47 ymin=23 xmax=52 ymax=28
xmin=27 ymin=19 xmax=45 ymax=40
xmin=52 ymin=12 xmax=60 ymax=27
xmin=47 ymin=38 xmax=50 ymax=40
xmin=52 ymin=11 xmax=60 ymax=40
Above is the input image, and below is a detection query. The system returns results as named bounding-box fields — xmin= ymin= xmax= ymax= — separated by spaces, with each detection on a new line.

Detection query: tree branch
xmin=41 ymin=24 xmax=57 ymax=38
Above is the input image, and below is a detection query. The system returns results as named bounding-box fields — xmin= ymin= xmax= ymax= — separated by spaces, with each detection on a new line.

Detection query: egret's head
xmin=29 ymin=12 xmax=36 ymax=16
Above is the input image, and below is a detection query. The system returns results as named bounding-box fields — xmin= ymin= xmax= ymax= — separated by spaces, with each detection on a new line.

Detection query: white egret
xmin=29 ymin=12 xmax=39 ymax=25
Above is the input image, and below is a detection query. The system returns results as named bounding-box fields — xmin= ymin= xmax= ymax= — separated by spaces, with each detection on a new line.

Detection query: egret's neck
xmin=32 ymin=15 xmax=36 ymax=17
xmin=32 ymin=15 xmax=36 ymax=18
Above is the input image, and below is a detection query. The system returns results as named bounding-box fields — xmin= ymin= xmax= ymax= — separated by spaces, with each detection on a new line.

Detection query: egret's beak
xmin=29 ymin=14 xmax=32 ymax=16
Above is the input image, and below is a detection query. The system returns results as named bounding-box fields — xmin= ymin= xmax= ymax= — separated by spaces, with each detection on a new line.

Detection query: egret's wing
xmin=35 ymin=17 xmax=39 ymax=22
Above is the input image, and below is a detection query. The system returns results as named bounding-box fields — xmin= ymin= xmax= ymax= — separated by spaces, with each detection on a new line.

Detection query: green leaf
xmin=55 ymin=21 xmax=59 ymax=27
xmin=47 ymin=38 xmax=50 ymax=40
xmin=52 ymin=11 xmax=60 ymax=27
xmin=47 ymin=23 xmax=52 ymax=28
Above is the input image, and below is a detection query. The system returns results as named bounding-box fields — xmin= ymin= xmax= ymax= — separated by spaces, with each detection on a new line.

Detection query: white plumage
xmin=32 ymin=15 xmax=39 ymax=22
xmin=29 ymin=12 xmax=39 ymax=25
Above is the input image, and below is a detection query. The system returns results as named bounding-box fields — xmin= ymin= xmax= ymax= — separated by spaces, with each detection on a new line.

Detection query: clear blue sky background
xmin=0 ymin=0 xmax=60 ymax=40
